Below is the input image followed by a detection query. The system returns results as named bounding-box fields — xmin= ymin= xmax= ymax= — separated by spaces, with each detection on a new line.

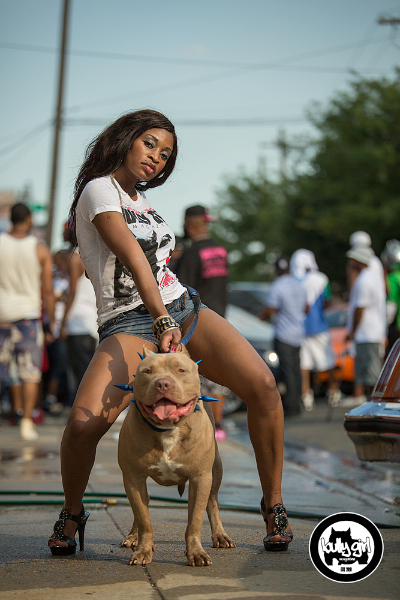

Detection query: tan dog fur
xmin=118 ymin=346 xmax=235 ymax=566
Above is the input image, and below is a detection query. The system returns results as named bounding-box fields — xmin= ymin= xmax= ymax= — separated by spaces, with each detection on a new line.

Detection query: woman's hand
xmin=159 ymin=328 xmax=182 ymax=353
xmin=59 ymin=323 xmax=68 ymax=341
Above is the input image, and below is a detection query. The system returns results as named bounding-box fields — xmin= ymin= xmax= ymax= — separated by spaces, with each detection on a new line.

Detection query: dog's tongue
xmin=152 ymin=399 xmax=177 ymax=420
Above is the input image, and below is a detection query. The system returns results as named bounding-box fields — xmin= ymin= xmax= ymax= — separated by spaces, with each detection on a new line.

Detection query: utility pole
xmin=276 ymin=128 xmax=288 ymax=184
xmin=46 ymin=0 xmax=71 ymax=248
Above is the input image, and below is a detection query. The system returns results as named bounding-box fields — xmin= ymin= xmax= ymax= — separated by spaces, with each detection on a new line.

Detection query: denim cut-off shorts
xmin=0 ymin=319 xmax=44 ymax=384
xmin=98 ymin=290 xmax=207 ymax=345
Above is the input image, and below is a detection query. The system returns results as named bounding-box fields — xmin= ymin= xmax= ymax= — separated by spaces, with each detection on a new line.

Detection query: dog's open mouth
xmin=139 ymin=397 xmax=197 ymax=423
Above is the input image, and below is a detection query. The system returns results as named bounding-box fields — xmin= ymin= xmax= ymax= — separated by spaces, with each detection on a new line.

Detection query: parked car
xmin=227 ymin=281 xmax=271 ymax=318
xmin=314 ymin=303 xmax=355 ymax=395
xmin=222 ymin=301 xmax=280 ymax=414
xmin=344 ymin=337 xmax=400 ymax=463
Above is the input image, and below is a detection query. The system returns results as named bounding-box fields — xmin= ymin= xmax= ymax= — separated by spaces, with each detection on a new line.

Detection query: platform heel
xmin=49 ymin=506 xmax=90 ymax=556
xmin=260 ymin=499 xmax=293 ymax=551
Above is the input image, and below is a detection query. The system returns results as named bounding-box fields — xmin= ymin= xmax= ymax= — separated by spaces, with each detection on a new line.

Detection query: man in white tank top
xmin=0 ymin=203 xmax=55 ymax=440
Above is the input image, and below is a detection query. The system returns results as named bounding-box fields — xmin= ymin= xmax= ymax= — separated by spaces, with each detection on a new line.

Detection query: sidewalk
xmin=0 ymin=403 xmax=399 ymax=599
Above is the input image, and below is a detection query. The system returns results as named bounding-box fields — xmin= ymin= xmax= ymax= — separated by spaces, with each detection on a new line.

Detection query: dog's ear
xmin=180 ymin=345 xmax=190 ymax=357
xmin=143 ymin=347 xmax=155 ymax=357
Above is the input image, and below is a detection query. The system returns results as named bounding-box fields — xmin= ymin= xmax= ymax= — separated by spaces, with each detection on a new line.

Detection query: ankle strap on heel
xmin=52 ymin=506 xmax=87 ymax=540
xmin=260 ymin=500 xmax=290 ymax=537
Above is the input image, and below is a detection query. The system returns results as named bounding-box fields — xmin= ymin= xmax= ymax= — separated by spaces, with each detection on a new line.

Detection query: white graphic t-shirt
xmin=76 ymin=176 xmax=185 ymax=326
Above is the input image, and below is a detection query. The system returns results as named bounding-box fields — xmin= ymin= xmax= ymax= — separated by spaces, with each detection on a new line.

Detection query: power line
xmin=0 ymin=33 xmax=394 ymax=71
xmin=65 ymin=116 xmax=308 ymax=128
xmin=1 ymin=34 xmax=395 ymax=119
xmin=0 ymin=126 xmax=49 ymax=174
xmin=0 ymin=121 xmax=51 ymax=157
xmin=64 ymin=38 xmax=395 ymax=115
xmin=0 ymin=115 xmax=309 ymax=160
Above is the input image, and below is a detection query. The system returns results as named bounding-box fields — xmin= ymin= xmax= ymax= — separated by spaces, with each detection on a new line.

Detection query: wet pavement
xmin=0 ymin=399 xmax=399 ymax=599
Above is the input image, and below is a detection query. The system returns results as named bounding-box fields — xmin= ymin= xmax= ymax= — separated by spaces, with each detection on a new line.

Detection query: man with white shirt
xmin=0 ymin=203 xmax=55 ymax=439
xmin=345 ymin=246 xmax=387 ymax=406
xmin=259 ymin=256 xmax=308 ymax=417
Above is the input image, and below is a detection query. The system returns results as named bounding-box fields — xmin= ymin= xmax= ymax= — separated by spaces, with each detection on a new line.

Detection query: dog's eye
xmin=178 ymin=368 xmax=185 ymax=373
xmin=142 ymin=368 xmax=152 ymax=374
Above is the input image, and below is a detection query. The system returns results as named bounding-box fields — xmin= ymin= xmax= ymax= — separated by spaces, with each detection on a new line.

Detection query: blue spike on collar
xmin=114 ymin=384 xmax=134 ymax=392
xmin=198 ymin=395 xmax=219 ymax=402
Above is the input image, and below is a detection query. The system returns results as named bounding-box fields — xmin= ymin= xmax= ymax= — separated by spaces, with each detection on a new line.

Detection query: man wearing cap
xmin=290 ymin=249 xmax=339 ymax=411
xmin=348 ymin=230 xmax=386 ymax=291
xmin=344 ymin=246 xmax=387 ymax=406
xmin=176 ymin=205 xmax=228 ymax=318
xmin=175 ymin=205 xmax=229 ymax=439
xmin=259 ymin=256 xmax=308 ymax=417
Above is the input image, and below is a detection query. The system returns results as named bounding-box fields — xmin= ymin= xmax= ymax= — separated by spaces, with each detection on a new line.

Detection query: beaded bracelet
xmin=152 ymin=314 xmax=181 ymax=342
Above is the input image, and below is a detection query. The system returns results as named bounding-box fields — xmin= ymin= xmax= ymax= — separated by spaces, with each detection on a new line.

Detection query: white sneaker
xmin=340 ymin=395 xmax=367 ymax=408
xmin=327 ymin=389 xmax=342 ymax=408
xmin=20 ymin=418 xmax=39 ymax=440
xmin=302 ymin=390 xmax=315 ymax=411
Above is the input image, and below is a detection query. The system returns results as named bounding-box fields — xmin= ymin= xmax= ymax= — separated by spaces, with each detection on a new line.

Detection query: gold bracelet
xmin=152 ymin=315 xmax=181 ymax=342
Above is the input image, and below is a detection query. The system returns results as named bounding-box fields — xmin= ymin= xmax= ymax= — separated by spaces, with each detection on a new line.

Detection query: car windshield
xmin=228 ymin=284 xmax=270 ymax=317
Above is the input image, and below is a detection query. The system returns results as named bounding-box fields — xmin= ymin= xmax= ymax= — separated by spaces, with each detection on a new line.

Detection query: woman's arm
xmin=37 ymin=241 xmax=55 ymax=331
xmin=59 ymin=252 xmax=85 ymax=339
xmin=92 ymin=211 xmax=181 ymax=351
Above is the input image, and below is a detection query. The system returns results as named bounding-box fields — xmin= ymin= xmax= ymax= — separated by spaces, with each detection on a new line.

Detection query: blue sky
xmin=1 ymin=0 xmax=400 ymax=248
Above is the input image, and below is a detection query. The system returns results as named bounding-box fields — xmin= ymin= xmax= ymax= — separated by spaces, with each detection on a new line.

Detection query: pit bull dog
xmin=118 ymin=346 xmax=235 ymax=566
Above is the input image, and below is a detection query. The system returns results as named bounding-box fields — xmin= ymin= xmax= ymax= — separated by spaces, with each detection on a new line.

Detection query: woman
xmin=48 ymin=109 xmax=292 ymax=557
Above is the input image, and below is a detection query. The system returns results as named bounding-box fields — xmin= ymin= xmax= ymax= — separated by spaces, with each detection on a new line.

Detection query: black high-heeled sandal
xmin=260 ymin=498 xmax=293 ymax=551
xmin=49 ymin=506 xmax=90 ymax=556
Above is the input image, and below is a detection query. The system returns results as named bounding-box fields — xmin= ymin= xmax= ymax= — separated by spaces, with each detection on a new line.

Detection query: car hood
xmin=225 ymin=304 xmax=274 ymax=342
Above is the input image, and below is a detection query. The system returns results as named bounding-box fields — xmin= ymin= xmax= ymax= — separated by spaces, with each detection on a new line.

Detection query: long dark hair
xmin=68 ymin=109 xmax=178 ymax=244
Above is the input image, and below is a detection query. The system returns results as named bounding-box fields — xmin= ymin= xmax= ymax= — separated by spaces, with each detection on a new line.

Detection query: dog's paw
xmin=212 ymin=532 xmax=236 ymax=549
xmin=121 ymin=534 xmax=138 ymax=548
xmin=129 ymin=548 xmax=154 ymax=565
xmin=185 ymin=546 xmax=212 ymax=567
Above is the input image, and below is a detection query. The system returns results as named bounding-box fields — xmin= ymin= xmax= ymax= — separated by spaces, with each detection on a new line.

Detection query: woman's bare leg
xmin=184 ymin=309 xmax=291 ymax=543
xmin=49 ymin=334 xmax=157 ymax=548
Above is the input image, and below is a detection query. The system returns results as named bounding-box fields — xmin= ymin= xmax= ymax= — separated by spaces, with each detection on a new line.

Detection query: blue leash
xmin=113 ymin=286 xmax=208 ymax=433
xmin=180 ymin=285 xmax=201 ymax=346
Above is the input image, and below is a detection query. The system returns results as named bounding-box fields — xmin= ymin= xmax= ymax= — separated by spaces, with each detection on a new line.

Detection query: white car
xmin=222 ymin=300 xmax=280 ymax=415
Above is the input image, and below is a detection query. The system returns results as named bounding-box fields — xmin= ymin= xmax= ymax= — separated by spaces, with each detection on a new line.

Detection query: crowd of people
xmin=1 ymin=207 xmax=399 ymax=434
xmin=0 ymin=193 xmax=233 ymax=441
xmin=259 ymin=231 xmax=397 ymax=417
xmin=1 ymin=203 xmax=399 ymax=434
xmin=0 ymin=211 xmax=98 ymax=439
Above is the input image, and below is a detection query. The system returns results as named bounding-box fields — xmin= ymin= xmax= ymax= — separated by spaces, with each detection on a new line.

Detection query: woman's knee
xmin=241 ymin=370 xmax=281 ymax=410
xmin=63 ymin=414 xmax=109 ymax=448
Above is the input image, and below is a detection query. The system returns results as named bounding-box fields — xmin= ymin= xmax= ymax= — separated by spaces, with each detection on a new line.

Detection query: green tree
xmin=212 ymin=173 xmax=284 ymax=281
xmin=286 ymin=70 xmax=400 ymax=289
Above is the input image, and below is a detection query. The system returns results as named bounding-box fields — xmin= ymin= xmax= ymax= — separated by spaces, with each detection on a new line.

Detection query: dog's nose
xmin=155 ymin=378 xmax=171 ymax=392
